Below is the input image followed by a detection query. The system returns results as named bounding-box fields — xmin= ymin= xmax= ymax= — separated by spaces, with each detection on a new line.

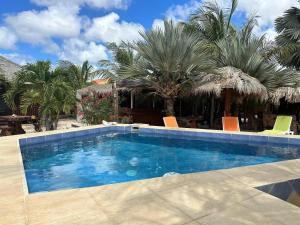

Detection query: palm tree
xmin=183 ymin=0 xmax=238 ymax=53
xmin=98 ymin=42 xmax=135 ymax=79
xmin=4 ymin=61 xmax=75 ymax=130
xmin=275 ymin=2 xmax=300 ymax=70
xmin=58 ymin=60 xmax=96 ymax=90
xmin=119 ymin=20 xmax=214 ymax=116
xmin=196 ymin=25 xmax=295 ymax=115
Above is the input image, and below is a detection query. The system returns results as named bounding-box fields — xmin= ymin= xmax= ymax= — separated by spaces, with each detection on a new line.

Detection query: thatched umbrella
xmin=194 ymin=66 xmax=268 ymax=116
xmin=270 ymin=87 xmax=300 ymax=105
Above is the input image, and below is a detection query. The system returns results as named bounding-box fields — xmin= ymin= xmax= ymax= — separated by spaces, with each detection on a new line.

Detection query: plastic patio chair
xmin=163 ymin=116 xmax=179 ymax=128
xmin=262 ymin=115 xmax=293 ymax=135
xmin=222 ymin=116 xmax=240 ymax=132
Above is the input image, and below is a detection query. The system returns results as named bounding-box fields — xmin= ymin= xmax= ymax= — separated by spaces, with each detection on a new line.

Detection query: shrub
xmin=80 ymin=90 xmax=113 ymax=125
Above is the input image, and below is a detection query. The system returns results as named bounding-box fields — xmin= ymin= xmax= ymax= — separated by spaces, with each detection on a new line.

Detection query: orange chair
xmin=163 ymin=116 xmax=179 ymax=128
xmin=222 ymin=117 xmax=240 ymax=132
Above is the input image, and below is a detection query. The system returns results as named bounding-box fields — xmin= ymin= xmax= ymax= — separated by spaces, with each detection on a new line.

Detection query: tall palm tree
xmin=119 ymin=20 xmax=214 ymax=116
xmin=183 ymin=0 xmax=238 ymax=53
xmin=98 ymin=42 xmax=135 ymax=79
xmin=275 ymin=2 xmax=300 ymax=70
xmin=4 ymin=61 xmax=75 ymax=130
xmin=187 ymin=0 xmax=296 ymax=117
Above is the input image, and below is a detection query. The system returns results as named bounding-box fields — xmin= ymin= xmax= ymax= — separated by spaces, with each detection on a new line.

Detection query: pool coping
xmin=2 ymin=124 xmax=300 ymax=224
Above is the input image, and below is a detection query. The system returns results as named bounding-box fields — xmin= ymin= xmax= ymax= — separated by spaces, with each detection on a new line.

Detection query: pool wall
xmin=19 ymin=124 xmax=300 ymax=147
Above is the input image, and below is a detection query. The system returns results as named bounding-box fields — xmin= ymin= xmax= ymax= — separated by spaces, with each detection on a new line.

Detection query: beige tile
xmin=0 ymin=203 xmax=26 ymax=225
xmin=26 ymin=189 xmax=109 ymax=225
xmin=155 ymin=181 xmax=260 ymax=219
xmin=271 ymin=159 xmax=300 ymax=175
xmin=144 ymin=174 xmax=188 ymax=192
xmin=103 ymin=194 xmax=191 ymax=225
xmin=30 ymin=212 xmax=114 ymax=225
xmin=87 ymin=181 xmax=152 ymax=207
xmin=220 ymin=164 xmax=298 ymax=187
xmin=184 ymin=221 xmax=202 ymax=225
xmin=240 ymin=194 xmax=300 ymax=225
xmin=197 ymin=204 xmax=283 ymax=225
xmin=183 ymin=171 xmax=247 ymax=191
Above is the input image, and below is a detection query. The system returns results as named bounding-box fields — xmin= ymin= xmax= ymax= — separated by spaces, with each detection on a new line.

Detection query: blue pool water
xmin=21 ymin=132 xmax=300 ymax=193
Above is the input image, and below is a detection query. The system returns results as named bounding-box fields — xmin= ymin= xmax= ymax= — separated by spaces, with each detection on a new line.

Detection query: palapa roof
xmin=77 ymin=83 xmax=113 ymax=96
xmin=270 ymin=87 xmax=300 ymax=105
xmin=194 ymin=66 xmax=268 ymax=100
xmin=0 ymin=56 xmax=21 ymax=80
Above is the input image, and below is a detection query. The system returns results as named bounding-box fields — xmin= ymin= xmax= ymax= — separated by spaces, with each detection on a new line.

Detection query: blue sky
xmin=0 ymin=0 xmax=298 ymax=65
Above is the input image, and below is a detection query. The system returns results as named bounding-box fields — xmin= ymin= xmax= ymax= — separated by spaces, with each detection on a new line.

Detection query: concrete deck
xmin=1 ymin=125 xmax=300 ymax=225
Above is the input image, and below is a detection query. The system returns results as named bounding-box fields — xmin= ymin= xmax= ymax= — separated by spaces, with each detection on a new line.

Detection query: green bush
xmin=80 ymin=90 xmax=113 ymax=125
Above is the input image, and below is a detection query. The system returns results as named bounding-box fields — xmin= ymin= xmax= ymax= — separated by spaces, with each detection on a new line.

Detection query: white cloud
xmin=236 ymin=0 xmax=298 ymax=40
xmin=0 ymin=27 xmax=17 ymax=50
xmin=163 ymin=0 xmax=298 ymax=40
xmin=31 ymin=0 xmax=131 ymax=10
xmin=59 ymin=38 xmax=108 ymax=64
xmin=85 ymin=12 xmax=144 ymax=44
xmin=5 ymin=5 xmax=81 ymax=47
xmin=238 ymin=0 xmax=298 ymax=27
xmin=152 ymin=19 xmax=165 ymax=30
xmin=165 ymin=0 xmax=201 ymax=22
xmin=1 ymin=52 xmax=34 ymax=65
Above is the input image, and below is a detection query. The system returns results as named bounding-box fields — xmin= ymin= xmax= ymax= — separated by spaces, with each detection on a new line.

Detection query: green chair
xmin=262 ymin=116 xmax=293 ymax=135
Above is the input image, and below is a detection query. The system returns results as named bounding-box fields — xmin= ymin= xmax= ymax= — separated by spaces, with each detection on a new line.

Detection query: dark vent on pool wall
xmin=131 ymin=125 xmax=140 ymax=133
xmin=256 ymin=178 xmax=300 ymax=208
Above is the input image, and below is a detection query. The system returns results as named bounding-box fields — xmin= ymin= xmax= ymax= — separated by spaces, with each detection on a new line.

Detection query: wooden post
xmin=113 ymin=82 xmax=119 ymax=121
xmin=224 ymin=89 xmax=232 ymax=116
xmin=210 ymin=95 xmax=215 ymax=128
xmin=130 ymin=90 xmax=134 ymax=109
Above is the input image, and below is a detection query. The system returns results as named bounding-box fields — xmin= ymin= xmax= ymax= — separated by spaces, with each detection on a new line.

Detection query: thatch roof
xmin=270 ymin=87 xmax=300 ymax=105
xmin=194 ymin=66 xmax=268 ymax=100
xmin=117 ymin=79 xmax=150 ymax=89
xmin=0 ymin=56 xmax=21 ymax=80
xmin=77 ymin=83 xmax=112 ymax=97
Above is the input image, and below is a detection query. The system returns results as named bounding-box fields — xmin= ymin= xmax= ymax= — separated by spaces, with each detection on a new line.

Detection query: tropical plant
xmin=183 ymin=0 xmax=238 ymax=54
xmin=98 ymin=42 xmax=135 ymax=79
xmin=119 ymin=20 xmax=213 ymax=115
xmin=186 ymin=0 xmax=295 ymax=116
xmin=275 ymin=3 xmax=300 ymax=70
xmin=4 ymin=61 xmax=76 ymax=130
xmin=79 ymin=90 xmax=113 ymax=125
xmin=58 ymin=60 xmax=97 ymax=90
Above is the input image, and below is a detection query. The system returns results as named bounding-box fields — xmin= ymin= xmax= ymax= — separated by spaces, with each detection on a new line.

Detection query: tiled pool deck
xmin=1 ymin=124 xmax=300 ymax=225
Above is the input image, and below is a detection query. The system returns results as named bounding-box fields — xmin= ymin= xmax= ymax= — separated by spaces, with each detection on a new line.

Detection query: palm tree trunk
xmin=45 ymin=114 xmax=52 ymax=131
xmin=165 ymin=98 xmax=175 ymax=116
xmin=224 ymin=89 xmax=232 ymax=116
xmin=210 ymin=95 xmax=215 ymax=128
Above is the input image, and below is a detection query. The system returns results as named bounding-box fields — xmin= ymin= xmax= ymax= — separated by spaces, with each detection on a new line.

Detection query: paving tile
xmin=183 ymin=171 xmax=246 ymax=190
xmin=184 ymin=221 xmax=202 ymax=225
xmin=272 ymin=159 xmax=300 ymax=175
xmin=87 ymin=181 xmax=152 ymax=207
xmin=220 ymin=164 xmax=299 ymax=187
xmin=103 ymin=194 xmax=191 ymax=225
xmin=26 ymin=189 xmax=109 ymax=225
xmin=197 ymin=203 xmax=283 ymax=225
xmin=144 ymin=174 xmax=189 ymax=192
xmin=240 ymin=193 xmax=300 ymax=225
xmin=155 ymin=181 xmax=260 ymax=219
xmin=30 ymin=212 xmax=114 ymax=225
xmin=0 ymin=202 xmax=26 ymax=225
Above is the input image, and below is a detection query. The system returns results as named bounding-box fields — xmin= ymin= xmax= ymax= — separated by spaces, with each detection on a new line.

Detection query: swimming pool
xmin=20 ymin=127 xmax=300 ymax=193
